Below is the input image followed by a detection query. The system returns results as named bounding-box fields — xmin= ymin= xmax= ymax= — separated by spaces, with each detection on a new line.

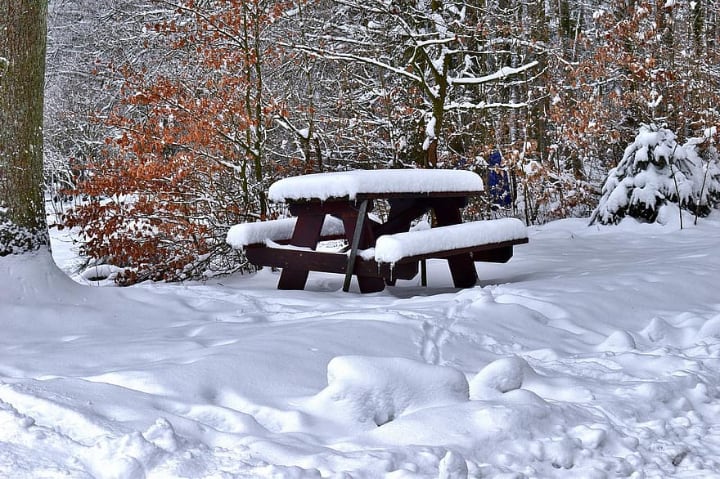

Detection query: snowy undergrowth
xmin=1 ymin=212 xmax=720 ymax=477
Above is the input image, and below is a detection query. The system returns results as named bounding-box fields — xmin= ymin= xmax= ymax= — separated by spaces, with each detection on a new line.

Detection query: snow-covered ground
xmin=2 ymin=208 xmax=720 ymax=478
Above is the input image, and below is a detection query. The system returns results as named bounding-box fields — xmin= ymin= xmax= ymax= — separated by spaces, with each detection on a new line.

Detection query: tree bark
xmin=0 ymin=0 xmax=49 ymax=255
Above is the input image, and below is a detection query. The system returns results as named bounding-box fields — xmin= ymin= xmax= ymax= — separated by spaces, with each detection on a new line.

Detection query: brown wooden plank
xmin=288 ymin=200 xmax=374 ymax=217
xmin=246 ymin=246 xmax=349 ymax=273
xmin=271 ymin=233 xmax=347 ymax=245
xmin=374 ymin=198 xmax=431 ymax=237
xmin=387 ymin=238 xmax=528 ymax=265
xmin=431 ymin=198 xmax=478 ymax=288
xmin=245 ymin=238 xmax=528 ymax=293
xmin=356 ymin=191 xmax=481 ymax=200
xmin=246 ymin=238 xmax=527 ymax=274
xmin=245 ymin=245 xmax=417 ymax=281
xmin=471 ymin=245 xmax=514 ymax=263
xmin=277 ymin=214 xmax=324 ymax=290
xmin=338 ymin=203 xmax=386 ymax=293
xmin=343 ymin=199 xmax=369 ymax=292
xmin=244 ymin=238 xmax=527 ymax=292
xmin=284 ymin=192 xmax=480 ymax=205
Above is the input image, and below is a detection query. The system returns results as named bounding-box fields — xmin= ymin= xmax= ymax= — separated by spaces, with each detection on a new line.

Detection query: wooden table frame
xmin=246 ymin=191 xmax=485 ymax=293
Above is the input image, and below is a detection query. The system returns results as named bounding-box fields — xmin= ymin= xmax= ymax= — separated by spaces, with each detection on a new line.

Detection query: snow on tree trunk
xmin=591 ymin=124 xmax=720 ymax=225
xmin=0 ymin=1 xmax=50 ymax=255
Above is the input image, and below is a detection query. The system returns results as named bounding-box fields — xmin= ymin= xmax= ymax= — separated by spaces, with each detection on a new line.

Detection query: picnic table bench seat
xmin=369 ymin=217 xmax=528 ymax=265
xmin=230 ymin=217 xmax=528 ymax=288
xmin=227 ymin=215 xmax=346 ymax=248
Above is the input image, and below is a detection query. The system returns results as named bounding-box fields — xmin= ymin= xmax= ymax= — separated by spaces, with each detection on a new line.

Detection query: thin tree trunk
xmin=0 ymin=0 xmax=49 ymax=254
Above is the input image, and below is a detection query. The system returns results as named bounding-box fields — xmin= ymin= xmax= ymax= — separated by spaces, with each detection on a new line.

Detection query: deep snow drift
xmin=2 ymin=208 xmax=720 ymax=478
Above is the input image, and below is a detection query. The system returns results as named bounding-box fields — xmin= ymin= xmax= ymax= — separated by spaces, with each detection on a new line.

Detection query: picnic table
xmin=227 ymin=169 xmax=528 ymax=293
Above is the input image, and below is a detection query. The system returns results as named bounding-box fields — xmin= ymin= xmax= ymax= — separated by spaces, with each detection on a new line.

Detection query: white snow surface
xmin=267 ymin=169 xmax=484 ymax=202
xmin=227 ymin=216 xmax=345 ymax=248
xmin=3 ymin=210 xmax=720 ymax=477
xmin=370 ymin=218 xmax=528 ymax=263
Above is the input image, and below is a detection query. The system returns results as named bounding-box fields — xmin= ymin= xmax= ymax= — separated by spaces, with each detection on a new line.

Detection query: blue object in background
xmin=488 ymin=150 xmax=511 ymax=207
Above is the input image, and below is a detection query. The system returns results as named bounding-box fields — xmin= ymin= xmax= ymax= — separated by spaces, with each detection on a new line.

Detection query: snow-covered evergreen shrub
xmin=591 ymin=125 xmax=720 ymax=225
xmin=682 ymin=128 xmax=720 ymax=217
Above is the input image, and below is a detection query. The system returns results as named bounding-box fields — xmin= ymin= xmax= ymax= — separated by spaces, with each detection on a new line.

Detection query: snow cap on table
xmin=268 ymin=169 xmax=484 ymax=202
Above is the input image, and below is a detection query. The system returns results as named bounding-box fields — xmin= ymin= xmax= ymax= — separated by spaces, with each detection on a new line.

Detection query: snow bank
xmin=469 ymin=356 xmax=529 ymax=398
xmin=5 ymin=215 xmax=720 ymax=477
xmin=79 ymin=264 xmax=126 ymax=283
xmin=305 ymin=356 xmax=469 ymax=428
xmin=0 ymin=250 xmax=81 ymax=303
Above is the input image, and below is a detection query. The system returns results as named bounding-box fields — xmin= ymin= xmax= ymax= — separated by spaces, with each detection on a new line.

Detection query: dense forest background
xmin=43 ymin=0 xmax=720 ymax=283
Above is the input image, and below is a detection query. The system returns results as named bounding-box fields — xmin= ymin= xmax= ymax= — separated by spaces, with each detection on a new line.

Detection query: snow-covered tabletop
xmin=268 ymin=169 xmax=484 ymax=202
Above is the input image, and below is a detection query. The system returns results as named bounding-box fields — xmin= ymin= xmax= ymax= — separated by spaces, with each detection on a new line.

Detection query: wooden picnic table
xmin=227 ymin=169 xmax=528 ymax=293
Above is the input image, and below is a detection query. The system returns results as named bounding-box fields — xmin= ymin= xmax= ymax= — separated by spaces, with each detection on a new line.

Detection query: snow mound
xmin=697 ymin=314 xmax=720 ymax=340
xmin=438 ymin=450 xmax=468 ymax=479
xmin=641 ymin=316 xmax=696 ymax=346
xmin=469 ymin=356 xmax=529 ymax=399
xmin=596 ymin=330 xmax=637 ymax=352
xmin=80 ymin=429 xmax=170 ymax=479
xmin=306 ymin=356 xmax=469 ymax=427
xmin=80 ymin=264 xmax=125 ymax=283
xmin=0 ymin=251 xmax=81 ymax=302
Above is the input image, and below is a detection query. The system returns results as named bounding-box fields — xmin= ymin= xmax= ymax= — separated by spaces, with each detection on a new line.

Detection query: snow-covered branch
xmin=445 ymin=101 xmax=531 ymax=111
xmin=414 ymin=36 xmax=458 ymax=49
xmin=279 ymin=43 xmax=424 ymax=84
xmin=158 ymin=0 xmax=244 ymax=47
xmin=450 ymin=61 xmax=539 ymax=86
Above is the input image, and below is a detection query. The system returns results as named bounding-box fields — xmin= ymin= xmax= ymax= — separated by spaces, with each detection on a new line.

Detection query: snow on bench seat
xmin=368 ymin=218 xmax=528 ymax=264
xmin=226 ymin=216 xmax=345 ymax=249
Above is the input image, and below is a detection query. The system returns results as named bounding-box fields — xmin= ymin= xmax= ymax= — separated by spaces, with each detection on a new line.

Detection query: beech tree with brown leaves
xmin=64 ymin=0 xmax=289 ymax=284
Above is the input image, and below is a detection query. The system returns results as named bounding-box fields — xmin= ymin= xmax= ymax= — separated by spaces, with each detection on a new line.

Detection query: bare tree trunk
xmin=0 ymin=0 xmax=49 ymax=255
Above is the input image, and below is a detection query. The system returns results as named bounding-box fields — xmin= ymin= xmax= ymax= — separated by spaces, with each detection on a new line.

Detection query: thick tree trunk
xmin=0 ymin=1 xmax=49 ymax=255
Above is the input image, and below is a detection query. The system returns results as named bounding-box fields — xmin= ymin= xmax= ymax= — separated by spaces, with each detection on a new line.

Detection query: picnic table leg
xmin=277 ymin=214 xmax=324 ymax=290
xmin=343 ymin=199 xmax=368 ymax=292
xmin=341 ymin=203 xmax=385 ymax=293
xmin=432 ymin=199 xmax=478 ymax=288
